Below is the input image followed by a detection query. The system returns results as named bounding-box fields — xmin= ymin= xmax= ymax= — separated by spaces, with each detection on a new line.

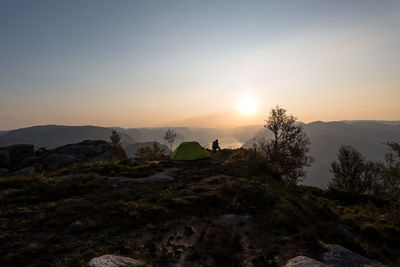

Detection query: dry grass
xmin=0 ymin=155 xmax=399 ymax=266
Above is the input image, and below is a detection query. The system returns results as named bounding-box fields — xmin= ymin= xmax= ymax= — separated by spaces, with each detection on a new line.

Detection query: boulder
xmin=88 ymin=255 xmax=144 ymax=267
xmin=0 ymin=140 xmax=128 ymax=169
xmin=0 ymin=151 xmax=9 ymax=168
xmin=54 ymin=140 xmax=127 ymax=162
xmin=89 ymin=151 xmax=112 ymax=162
xmin=20 ymin=156 xmax=38 ymax=168
xmin=0 ymin=168 xmax=9 ymax=175
xmin=57 ymin=140 xmax=111 ymax=159
xmin=43 ymin=153 xmax=83 ymax=167
xmin=284 ymin=256 xmax=327 ymax=267
xmin=16 ymin=166 xmax=36 ymax=176
xmin=322 ymin=244 xmax=385 ymax=267
xmin=0 ymin=144 xmax=38 ymax=168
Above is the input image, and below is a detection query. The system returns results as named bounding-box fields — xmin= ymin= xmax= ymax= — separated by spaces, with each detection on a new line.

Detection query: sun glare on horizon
xmin=237 ymin=96 xmax=258 ymax=115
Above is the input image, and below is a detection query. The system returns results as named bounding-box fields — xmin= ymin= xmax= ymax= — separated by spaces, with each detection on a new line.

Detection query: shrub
xmin=137 ymin=143 xmax=165 ymax=160
xmin=259 ymin=106 xmax=313 ymax=184
xmin=109 ymin=130 xmax=127 ymax=161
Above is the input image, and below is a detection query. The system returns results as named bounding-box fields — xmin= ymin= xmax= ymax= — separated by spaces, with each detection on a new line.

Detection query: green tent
xmin=171 ymin=142 xmax=211 ymax=160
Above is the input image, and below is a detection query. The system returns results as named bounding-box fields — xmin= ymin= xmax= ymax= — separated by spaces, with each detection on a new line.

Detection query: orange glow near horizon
xmin=1 ymin=2 xmax=400 ymax=130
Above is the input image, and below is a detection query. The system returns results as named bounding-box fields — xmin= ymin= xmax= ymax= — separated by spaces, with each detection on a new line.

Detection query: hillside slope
xmin=243 ymin=121 xmax=400 ymax=188
xmin=0 ymin=156 xmax=397 ymax=266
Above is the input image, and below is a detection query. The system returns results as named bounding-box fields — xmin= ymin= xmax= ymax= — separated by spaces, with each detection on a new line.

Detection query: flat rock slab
xmin=134 ymin=167 xmax=178 ymax=183
xmin=108 ymin=168 xmax=179 ymax=183
xmin=88 ymin=255 xmax=143 ymax=267
xmin=323 ymin=244 xmax=386 ymax=267
xmin=284 ymin=256 xmax=327 ymax=267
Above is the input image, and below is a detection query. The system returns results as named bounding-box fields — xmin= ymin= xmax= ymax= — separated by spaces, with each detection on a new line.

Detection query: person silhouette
xmin=212 ymin=139 xmax=221 ymax=153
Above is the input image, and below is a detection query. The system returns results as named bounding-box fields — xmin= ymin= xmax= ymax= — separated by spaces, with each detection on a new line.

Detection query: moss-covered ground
xmin=0 ymin=153 xmax=399 ymax=266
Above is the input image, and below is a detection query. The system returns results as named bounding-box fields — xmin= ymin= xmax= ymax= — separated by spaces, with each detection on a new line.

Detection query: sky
xmin=1 ymin=0 xmax=399 ymax=130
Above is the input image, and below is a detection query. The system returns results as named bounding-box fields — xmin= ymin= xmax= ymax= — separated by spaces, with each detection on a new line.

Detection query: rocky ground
xmin=0 ymin=153 xmax=399 ymax=266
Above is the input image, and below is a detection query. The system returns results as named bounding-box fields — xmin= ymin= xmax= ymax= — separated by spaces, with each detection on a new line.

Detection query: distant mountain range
xmin=0 ymin=125 xmax=136 ymax=149
xmin=0 ymin=125 xmax=248 ymax=151
xmin=1 ymin=121 xmax=399 ymax=188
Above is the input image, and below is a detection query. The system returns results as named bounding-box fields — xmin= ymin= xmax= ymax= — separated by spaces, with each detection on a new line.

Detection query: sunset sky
xmin=1 ymin=0 xmax=399 ymax=130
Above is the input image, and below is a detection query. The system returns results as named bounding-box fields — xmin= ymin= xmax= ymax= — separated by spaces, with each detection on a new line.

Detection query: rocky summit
xmin=0 ymin=150 xmax=397 ymax=266
xmin=0 ymin=140 xmax=129 ymax=175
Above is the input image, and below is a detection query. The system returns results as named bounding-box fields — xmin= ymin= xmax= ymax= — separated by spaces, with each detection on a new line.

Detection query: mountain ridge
xmin=1 ymin=121 xmax=399 ymax=188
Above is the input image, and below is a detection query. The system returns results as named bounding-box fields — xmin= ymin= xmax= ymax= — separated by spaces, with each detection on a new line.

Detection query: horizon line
xmin=2 ymin=119 xmax=400 ymax=132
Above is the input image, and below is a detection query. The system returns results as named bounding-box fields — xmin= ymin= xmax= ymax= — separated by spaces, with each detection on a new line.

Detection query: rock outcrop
xmin=284 ymin=244 xmax=386 ymax=267
xmin=56 ymin=140 xmax=113 ymax=159
xmin=0 ymin=140 xmax=129 ymax=171
xmin=0 ymin=144 xmax=38 ymax=168
xmin=15 ymin=166 xmax=36 ymax=176
xmin=88 ymin=255 xmax=143 ymax=267
xmin=42 ymin=153 xmax=83 ymax=167
xmin=284 ymin=256 xmax=327 ymax=267
xmin=322 ymin=244 xmax=385 ymax=267
xmin=20 ymin=156 xmax=38 ymax=168
xmin=42 ymin=140 xmax=127 ymax=167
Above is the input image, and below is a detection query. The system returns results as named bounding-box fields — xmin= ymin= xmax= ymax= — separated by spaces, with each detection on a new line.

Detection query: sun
xmin=237 ymin=96 xmax=257 ymax=115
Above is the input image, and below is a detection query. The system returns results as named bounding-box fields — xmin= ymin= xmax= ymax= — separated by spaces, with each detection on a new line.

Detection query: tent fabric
xmin=171 ymin=142 xmax=211 ymax=160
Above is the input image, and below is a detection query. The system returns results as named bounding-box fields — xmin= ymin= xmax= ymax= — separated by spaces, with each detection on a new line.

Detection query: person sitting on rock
xmin=212 ymin=139 xmax=221 ymax=153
